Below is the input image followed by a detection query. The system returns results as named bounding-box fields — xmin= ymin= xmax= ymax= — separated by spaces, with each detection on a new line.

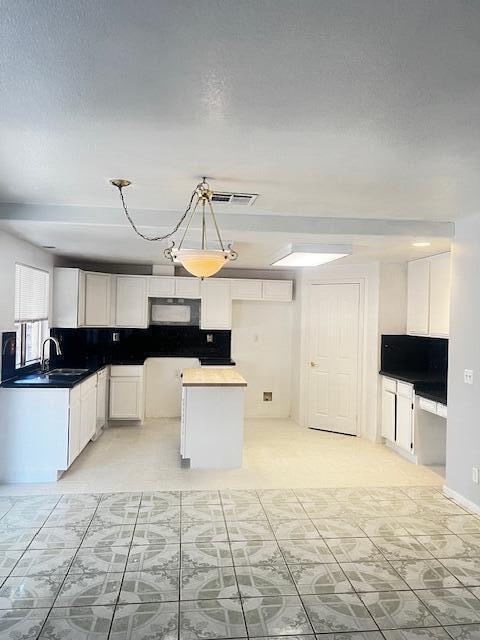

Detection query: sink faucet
xmin=41 ymin=337 xmax=62 ymax=373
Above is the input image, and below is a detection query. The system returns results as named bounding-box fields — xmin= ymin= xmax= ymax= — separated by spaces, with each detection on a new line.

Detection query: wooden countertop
xmin=182 ymin=368 xmax=247 ymax=387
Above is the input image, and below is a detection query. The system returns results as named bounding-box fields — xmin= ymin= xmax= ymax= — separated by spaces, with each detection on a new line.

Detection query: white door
xmin=307 ymin=283 xmax=360 ymax=435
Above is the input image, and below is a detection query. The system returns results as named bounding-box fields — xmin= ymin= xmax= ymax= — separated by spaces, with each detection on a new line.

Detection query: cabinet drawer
xmin=110 ymin=365 xmax=143 ymax=378
xmin=382 ymin=377 xmax=397 ymax=393
xmin=397 ymin=381 xmax=414 ymax=399
xmin=419 ymin=397 xmax=437 ymax=414
xmin=436 ymin=403 xmax=447 ymax=418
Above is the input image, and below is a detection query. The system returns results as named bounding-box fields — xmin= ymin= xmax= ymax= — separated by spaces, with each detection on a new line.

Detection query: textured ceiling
xmin=2 ymin=0 xmax=480 ymax=219
xmin=0 ymin=0 xmax=476 ymax=265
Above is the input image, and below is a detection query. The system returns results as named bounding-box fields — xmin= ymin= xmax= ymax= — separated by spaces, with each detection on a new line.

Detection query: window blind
xmin=14 ymin=264 xmax=49 ymax=322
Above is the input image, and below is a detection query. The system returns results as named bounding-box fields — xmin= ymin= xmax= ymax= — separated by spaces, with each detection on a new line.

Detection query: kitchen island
xmin=181 ymin=368 xmax=247 ymax=468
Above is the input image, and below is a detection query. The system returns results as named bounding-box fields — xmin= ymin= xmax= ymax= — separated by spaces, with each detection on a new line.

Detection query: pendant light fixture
xmin=111 ymin=178 xmax=238 ymax=278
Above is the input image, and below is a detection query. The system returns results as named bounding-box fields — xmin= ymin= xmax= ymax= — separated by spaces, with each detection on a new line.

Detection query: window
xmin=14 ymin=264 xmax=50 ymax=368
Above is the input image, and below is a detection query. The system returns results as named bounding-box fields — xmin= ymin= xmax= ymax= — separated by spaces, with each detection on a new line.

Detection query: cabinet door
xmin=231 ymin=279 xmax=263 ymax=300
xmin=200 ymin=279 xmax=232 ymax=329
xmin=381 ymin=390 xmax=396 ymax=441
xmin=85 ymin=273 xmax=111 ymax=326
xmin=175 ymin=277 xmax=201 ymax=298
xmin=68 ymin=397 xmax=81 ymax=465
xmin=115 ymin=276 xmax=148 ymax=327
xmin=407 ymin=259 xmax=430 ymax=335
xmin=148 ymin=277 xmax=175 ymax=297
xmin=80 ymin=386 xmax=97 ymax=448
xmin=396 ymin=395 xmax=413 ymax=453
xmin=429 ymin=253 xmax=451 ymax=337
xmin=262 ymin=280 xmax=293 ymax=301
xmin=109 ymin=377 xmax=143 ymax=419
xmin=96 ymin=375 xmax=107 ymax=431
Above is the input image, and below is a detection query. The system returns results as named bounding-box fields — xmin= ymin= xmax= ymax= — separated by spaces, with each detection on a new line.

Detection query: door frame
xmin=300 ymin=277 xmax=366 ymax=437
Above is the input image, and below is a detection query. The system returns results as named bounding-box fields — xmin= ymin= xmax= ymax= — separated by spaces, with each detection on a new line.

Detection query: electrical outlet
xmin=263 ymin=392 xmax=272 ymax=402
xmin=206 ymin=334 xmax=214 ymax=343
xmin=473 ymin=467 xmax=479 ymax=484
xmin=112 ymin=332 xmax=120 ymax=342
xmin=465 ymin=369 xmax=474 ymax=385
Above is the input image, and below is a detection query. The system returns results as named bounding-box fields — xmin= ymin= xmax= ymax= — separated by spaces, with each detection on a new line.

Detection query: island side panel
xmin=0 ymin=388 xmax=70 ymax=482
xmin=183 ymin=386 xmax=244 ymax=469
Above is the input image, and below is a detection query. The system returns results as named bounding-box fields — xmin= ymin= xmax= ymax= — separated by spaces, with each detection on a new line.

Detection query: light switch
xmin=473 ymin=467 xmax=479 ymax=484
xmin=465 ymin=369 xmax=474 ymax=385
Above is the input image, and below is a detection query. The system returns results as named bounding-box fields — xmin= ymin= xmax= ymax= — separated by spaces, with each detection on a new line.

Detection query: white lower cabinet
xmin=396 ymin=394 xmax=414 ymax=453
xmin=68 ymin=388 xmax=82 ymax=465
xmin=96 ymin=367 xmax=109 ymax=434
xmin=109 ymin=365 xmax=144 ymax=420
xmin=381 ymin=376 xmax=414 ymax=456
xmin=68 ymin=374 xmax=98 ymax=467
xmin=381 ymin=387 xmax=396 ymax=441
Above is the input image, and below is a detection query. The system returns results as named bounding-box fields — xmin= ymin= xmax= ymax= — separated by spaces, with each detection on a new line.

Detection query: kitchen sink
xmin=45 ymin=368 xmax=89 ymax=377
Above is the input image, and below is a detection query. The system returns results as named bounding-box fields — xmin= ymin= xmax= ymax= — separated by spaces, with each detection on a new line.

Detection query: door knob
xmin=310 ymin=361 xmax=318 ymax=368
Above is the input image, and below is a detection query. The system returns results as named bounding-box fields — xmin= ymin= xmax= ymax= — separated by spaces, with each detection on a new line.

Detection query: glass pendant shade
xmin=176 ymin=249 xmax=228 ymax=278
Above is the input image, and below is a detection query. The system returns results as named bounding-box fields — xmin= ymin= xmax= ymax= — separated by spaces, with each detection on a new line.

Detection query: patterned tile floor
xmin=1 ymin=486 xmax=480 ymax=638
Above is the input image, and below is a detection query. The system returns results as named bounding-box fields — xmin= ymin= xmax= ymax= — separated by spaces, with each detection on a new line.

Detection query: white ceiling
xmin=1 ymin=0 xmax=476 ymax=265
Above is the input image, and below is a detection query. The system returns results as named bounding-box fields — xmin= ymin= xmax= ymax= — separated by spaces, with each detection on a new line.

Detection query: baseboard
xmin=443 ymin=485 xmax=480 ymax=515
xmin=385 ymin=439 xmax=417 ymax=464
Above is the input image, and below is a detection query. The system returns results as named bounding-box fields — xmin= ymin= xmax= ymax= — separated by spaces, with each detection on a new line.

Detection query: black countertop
xmin=2 ymin=356 xmax=236 ymax=389
xmin=379 ymin=370 xmax=447 ymax=405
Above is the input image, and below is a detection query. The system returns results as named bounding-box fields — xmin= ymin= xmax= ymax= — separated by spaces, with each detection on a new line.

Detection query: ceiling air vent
xmin=211 ymin=191 xmax=258 ymax=206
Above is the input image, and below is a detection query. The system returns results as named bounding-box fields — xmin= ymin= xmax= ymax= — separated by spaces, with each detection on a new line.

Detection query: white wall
xmin=445 ymin=213 xmax=480 ymax=507
xmin=0 ymin=229 xmax=55 ymax=333
xmin=231 ymin=300 xmax=293 ymax=418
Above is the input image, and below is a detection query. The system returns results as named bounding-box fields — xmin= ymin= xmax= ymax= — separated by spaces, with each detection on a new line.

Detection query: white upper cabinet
xmin=114 ymin=276 xmax=148 ymax=327
xmin=428 ymin=253 xmax=451 ymax=337
xmin=175 ymin=277 xmax=201 ymax=298
xmin=53 ymin=268 xmax=85 ymax=328
xmin=407 ymin=253 xmax=451 ymax=338
xmin=148 ymin=277 xmax=175 ymax=297
xmin=407 ymin=259 xmax=430 ymax=336
xmin=84 ymin=272 xmax=111 ymax=327
xmin=231 ymin=279 xmax=263 ymax=300
xmin=262 ymin=280 xmax=293 ymax=301
xmin=53 ymin=268 xmax=293 ymax=330
xmin=201 ymin=279 xmax=232 ymax=330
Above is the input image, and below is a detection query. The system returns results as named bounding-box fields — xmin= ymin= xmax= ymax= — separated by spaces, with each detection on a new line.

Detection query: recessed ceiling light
xmin=412 ymin=241 xmax=431 ymax=247
xmin=271 ymin=243 xmax=352 ymax=267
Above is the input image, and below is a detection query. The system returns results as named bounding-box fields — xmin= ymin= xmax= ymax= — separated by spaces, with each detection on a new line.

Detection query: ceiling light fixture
xmin=412 ymin=241 xmax=431 ymax=247
xmin=110 ymin=178 xmax=237 ymax=278
xmin=271 ymin=243 xmax=352 ymax=267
